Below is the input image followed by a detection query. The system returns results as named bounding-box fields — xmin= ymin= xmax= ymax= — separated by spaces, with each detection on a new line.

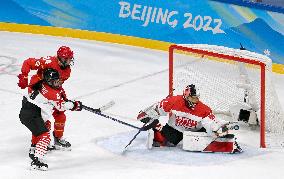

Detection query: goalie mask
xmin=183 ymin=84 xmax=200 ymax=108
xmin=43 ymin=68 xmax=61 ymax=89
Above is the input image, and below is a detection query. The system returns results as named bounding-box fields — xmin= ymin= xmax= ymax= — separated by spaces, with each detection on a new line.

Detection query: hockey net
xmin=169 ymin=44 xmax=284 ymax=148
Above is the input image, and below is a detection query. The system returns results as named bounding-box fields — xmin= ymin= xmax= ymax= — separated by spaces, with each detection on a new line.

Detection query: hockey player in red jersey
xmin=17 ymin=46 xmax=74 ymax=150
xmin=137 ymin=84 xmax=242 ymax=153
xmin=19 ymin=68 xmax=82 ymax=170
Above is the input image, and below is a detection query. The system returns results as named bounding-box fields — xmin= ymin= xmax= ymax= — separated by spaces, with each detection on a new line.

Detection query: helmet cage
xmin=58 ymin=57 xmax=74 ymax=69
xmin=183 ymin=84 xmax=200 ymax=108
xmin=43 ymin=69 xmax=61 ymax=89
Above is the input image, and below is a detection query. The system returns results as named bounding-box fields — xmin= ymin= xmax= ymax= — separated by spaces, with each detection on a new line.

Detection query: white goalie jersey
xmin=138 ymin=95 xmax=229 ymax=136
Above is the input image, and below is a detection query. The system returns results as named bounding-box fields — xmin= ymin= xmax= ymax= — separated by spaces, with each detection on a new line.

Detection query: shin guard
xmin=53 ymin=110 xmax=66 ymax=138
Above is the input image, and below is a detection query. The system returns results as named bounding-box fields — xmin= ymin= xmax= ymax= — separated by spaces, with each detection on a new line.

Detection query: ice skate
xmin=29 ymin=144 xmax=36 ymax=160
xmin=30 ymin=157 xmax=48 ymax=171
xmin=53 ymin=132 xmax=71 ymax=150
xmin=47 ymin=144 xmax=56 ymax=151
xmin=233 ymin=141 xmax=243 ymax=153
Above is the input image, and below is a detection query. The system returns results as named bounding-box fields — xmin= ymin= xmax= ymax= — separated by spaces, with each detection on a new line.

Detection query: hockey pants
xmin=19 ymin=97 xmax=50 ymax=158
xmin=19 ymin=97 xmax=49 ymax=138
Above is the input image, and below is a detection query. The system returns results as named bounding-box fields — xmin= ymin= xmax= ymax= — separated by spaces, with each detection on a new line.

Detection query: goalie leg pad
xmin=146 ymin=129 xmax=166 ymax=149
xmin=146 ymin=130 xmax=154 ymax=149
xmin=204 ymin=138 xmax=234 ymax=153
xmin=183 ymin=131 xmax=213 ymax=152
xmin=183 ymin=131 xmax=241 ymax=153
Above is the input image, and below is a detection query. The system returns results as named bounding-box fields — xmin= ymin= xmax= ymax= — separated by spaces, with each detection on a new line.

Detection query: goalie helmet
xmin=57 ymin=46 xmax=74 ymax=69
xmin=183 ymin=84 xmax=200 ymax=108
xmin=43 ymin=68 xmax=61 ymax=89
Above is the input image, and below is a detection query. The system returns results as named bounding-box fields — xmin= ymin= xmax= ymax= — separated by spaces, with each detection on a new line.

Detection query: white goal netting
xmin=170 ymin=44 xmax=284 ymax=148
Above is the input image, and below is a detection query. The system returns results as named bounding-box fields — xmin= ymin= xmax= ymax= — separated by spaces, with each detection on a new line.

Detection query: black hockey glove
xmin=140 ymin=119 xmax=159 ymax=131
xmin=140 ymin=117 xmax=152 ymax=124
xmin=71 ymin=101 xmax=83 ymax=111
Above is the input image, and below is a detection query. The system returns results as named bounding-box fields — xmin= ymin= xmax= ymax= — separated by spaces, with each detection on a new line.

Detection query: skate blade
xmin=232 ymin=148 xmax=243 ymax=154
xmin=54 ymin=145 xmax=72 ymax=151
xmin=47 ymin=146 xmax=56 ymax=151
xmin=30 ymin=165 xmax=48 ymax=171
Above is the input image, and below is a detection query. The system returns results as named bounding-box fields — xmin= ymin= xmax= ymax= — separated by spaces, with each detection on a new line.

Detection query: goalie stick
xmin=122 ymin=123 xmax=148 ymax=154
xmin=122 ymin=120 xmax=163 ymax=154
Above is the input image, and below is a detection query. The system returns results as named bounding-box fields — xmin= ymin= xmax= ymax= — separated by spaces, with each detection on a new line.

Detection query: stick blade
xmin=99 ymin=100 xmax=115 ymax=111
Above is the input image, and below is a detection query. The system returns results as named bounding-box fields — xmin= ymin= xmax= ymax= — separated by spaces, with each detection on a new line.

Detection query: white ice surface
xmin=1 ymin=31 xmax=284 ymax=179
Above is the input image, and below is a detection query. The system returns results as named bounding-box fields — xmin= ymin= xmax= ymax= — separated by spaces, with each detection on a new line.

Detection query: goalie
xmin=137 ymin=84 xmax=242 ymax=153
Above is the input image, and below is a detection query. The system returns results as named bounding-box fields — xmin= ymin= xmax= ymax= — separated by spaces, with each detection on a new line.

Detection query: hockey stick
xmin=122 ymin=120 xmax=160 ymax=153
xmin=81 ymin=100 xmax=115 ymax=113
xmin=82 ymin=103 xmax=140 ymax=130
xmin=97 ymin=100 xmax=115 ymax=112
xmin=122 ymin=123 xmax=147 ymax=154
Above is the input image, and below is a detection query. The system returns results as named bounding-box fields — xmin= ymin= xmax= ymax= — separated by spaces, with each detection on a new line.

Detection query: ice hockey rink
xmin=1 ymin=31 xmax=284 ymax=179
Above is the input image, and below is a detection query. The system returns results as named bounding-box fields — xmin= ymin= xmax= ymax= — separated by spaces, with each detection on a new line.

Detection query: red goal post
xmin=169 ymin=44 xmax=267 ymax=148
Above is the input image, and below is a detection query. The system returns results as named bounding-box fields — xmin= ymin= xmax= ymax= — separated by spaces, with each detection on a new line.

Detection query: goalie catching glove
xmin=137 ymin=104 xmax=161 ymax=131
xmin=137 ymin=112 xmax=160 ymax=131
